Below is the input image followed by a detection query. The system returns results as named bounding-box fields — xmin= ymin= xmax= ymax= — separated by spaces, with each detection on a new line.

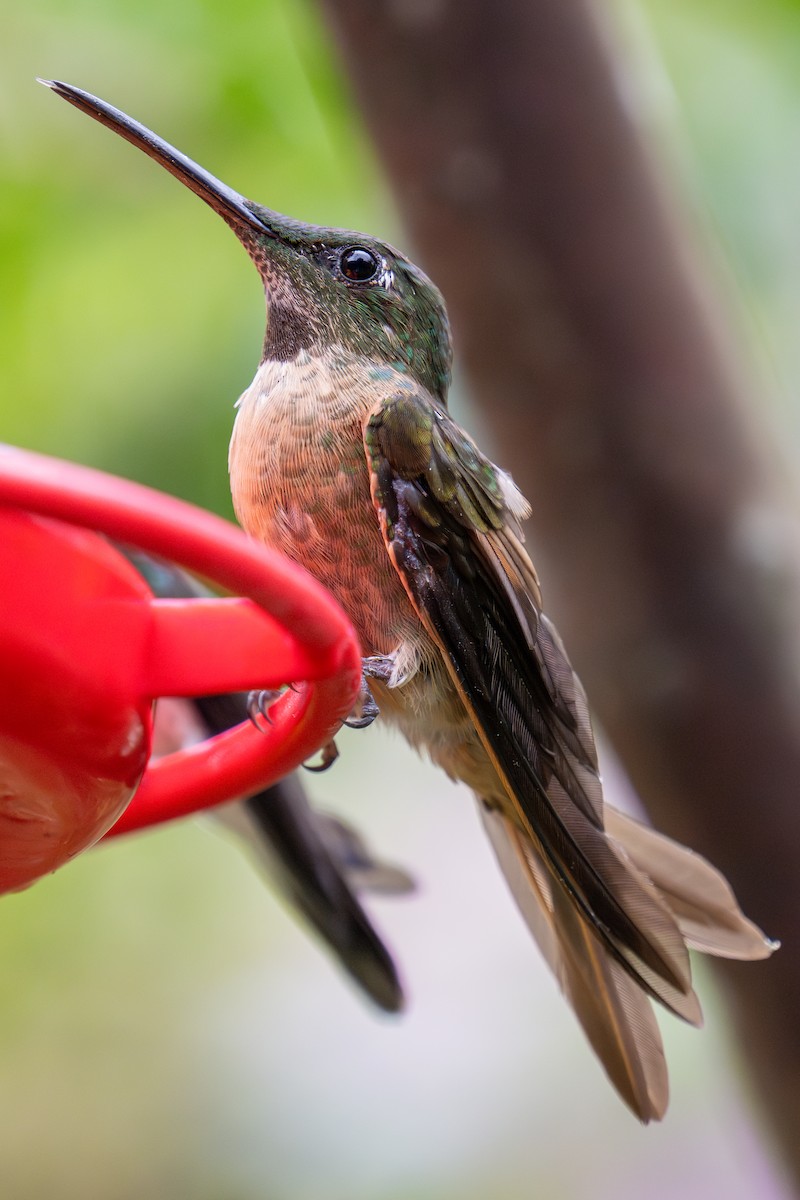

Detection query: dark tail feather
xmin=125 ymin=549 xmax=407 ymax=1013
xmin=216 ymin=775 xmax=406 ymax=1013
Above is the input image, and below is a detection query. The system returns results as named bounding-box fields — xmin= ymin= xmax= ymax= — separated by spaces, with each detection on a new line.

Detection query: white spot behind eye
xmin=379 ymin=262 xmax=395 ymax=290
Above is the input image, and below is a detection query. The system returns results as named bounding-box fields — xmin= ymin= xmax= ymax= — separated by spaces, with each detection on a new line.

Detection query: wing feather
xmin=364 ymin=390 xmax=694 ymax=1013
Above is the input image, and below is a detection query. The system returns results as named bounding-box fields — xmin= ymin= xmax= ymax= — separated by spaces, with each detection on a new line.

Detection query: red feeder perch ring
xmin=0 ymin=445 xmax=362 ymax=895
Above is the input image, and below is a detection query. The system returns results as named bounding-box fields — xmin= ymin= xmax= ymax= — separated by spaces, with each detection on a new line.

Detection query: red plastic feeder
xmin=0 ymin=445 xmax=362 ymax=895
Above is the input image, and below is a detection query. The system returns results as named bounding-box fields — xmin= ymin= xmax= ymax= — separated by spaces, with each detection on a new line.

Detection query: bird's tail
xmin=481 ymin=803 xmax=775 ymax=1122
xmin=214 ymin=776 xmax=411 ymax=1013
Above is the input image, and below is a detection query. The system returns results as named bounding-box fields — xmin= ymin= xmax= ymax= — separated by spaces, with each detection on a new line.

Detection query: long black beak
xmin=39 ymin=79 xmax=273 ymax=240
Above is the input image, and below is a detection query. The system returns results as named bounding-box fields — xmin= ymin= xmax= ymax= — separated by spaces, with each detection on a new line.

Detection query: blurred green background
xmin=0 ymin=0 xmax=798 ymax=1197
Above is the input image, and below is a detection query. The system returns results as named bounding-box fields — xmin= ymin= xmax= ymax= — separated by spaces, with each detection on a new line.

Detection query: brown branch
xmin=321 ymin=0 xmax=800 ymax=1177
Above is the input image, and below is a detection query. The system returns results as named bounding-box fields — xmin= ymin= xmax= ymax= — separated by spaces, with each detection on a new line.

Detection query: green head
xmin=42 ymin=81 xmax=453 ymax=401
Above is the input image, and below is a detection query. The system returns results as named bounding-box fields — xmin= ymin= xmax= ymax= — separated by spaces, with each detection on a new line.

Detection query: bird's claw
xmin=247 ymin=688 xmax=282 ymax=731
xmin=342 ymin=655 xmax=394 ymax=730
xmin=298 ymin=656 xmax=396 ymax=763
xmin=302 ymin=739 xmax=339 ymax=773
xmin=343 ymin=682 xmax=380 ymax=730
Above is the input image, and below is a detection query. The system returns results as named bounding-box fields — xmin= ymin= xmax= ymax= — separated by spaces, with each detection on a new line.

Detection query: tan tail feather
xmin=605 ymin=808 xmax=778 ymax=961
xmin=481 ymin=805 xmax=670 ymax=1121
xmin=551 ymin=886 xmax=669 ymax=1121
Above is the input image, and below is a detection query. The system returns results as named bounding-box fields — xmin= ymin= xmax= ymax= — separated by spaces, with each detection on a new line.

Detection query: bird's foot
xmin=249 ymin=685 xmax=338 ymax=770
xmin=343 ymin=681 xmax=380 ymax=730
xmin=362 ymin=654 xmax=395 ymax=684
xmin=256 ymin=657 xmax=396 ymax=763
xmin=342 ymin=655 xmax=395 ymax=730
xmin=302 ymin=739 xmax=339 ymax=773
xmin=247 ymin=688 xmax=282 ymax=731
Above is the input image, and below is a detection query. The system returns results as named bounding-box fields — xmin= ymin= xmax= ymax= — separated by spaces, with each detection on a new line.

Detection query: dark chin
xmin=262 ymin=300 xmax=318 ymax=362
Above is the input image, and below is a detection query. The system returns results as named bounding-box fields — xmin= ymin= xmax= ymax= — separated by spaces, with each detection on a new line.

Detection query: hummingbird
xmin=44 ymin=80 xmax=777 ymax=1121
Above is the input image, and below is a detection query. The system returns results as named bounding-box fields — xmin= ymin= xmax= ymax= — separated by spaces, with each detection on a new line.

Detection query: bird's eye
xmin=339 ymin=246 xmax=380 ymax=283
